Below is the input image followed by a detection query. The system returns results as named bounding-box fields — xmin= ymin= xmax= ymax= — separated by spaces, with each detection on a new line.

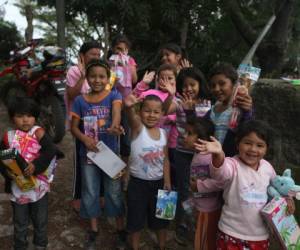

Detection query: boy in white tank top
xmin=124 ymin=93 xmax=171 ymax=250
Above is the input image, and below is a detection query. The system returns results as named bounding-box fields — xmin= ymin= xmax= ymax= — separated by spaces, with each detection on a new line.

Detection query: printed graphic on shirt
xmin=190 ymin=164 xmax=210 ymax=180
xmin=83 ymin=106 xmax=110 ymax=134
xmin=139 ymin=146 xmax=164 ymax=174
xmin=240 ymin=182 xmax=268 ymax=208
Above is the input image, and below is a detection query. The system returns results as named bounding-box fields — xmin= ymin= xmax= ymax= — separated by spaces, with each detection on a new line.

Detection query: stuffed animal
xmin=268 ymin=169 xmax=300 ymax=200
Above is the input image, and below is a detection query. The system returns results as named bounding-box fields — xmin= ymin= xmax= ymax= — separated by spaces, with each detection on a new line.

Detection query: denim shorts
xmin=80 ymin=159 xmax=125 ymax=219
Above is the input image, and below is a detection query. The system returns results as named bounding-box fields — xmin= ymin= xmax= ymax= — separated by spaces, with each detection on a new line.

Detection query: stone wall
xmin=251 ymin=79 xmax=300 ymax=180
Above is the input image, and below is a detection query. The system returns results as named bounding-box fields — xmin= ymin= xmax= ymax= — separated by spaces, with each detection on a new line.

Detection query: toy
xmin=268 ymin=169 xmax=300 ymax=200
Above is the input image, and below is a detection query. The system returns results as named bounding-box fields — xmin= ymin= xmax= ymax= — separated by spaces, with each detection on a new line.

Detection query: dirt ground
xmin=0 ymin=102 xmax=193 ymax=250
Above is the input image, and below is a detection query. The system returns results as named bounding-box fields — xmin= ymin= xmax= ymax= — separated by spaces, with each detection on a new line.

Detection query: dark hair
xmin=111 ymin=34 xmax=131 ymax=49
xmin=208 ymin=62 xmax=238 ymax=86
xmin=79 ymin=40 xmax=101 ymax=54
xmin=186 ymin=117 xmax=215 ymax=141
xmin=236 ymin=120 xmax=273 ymax=147
xmin=140 ymin=95 xmax=163 ymax=110
xmin=157 ymin=64 xmax=177 ymax=78
xmin=85 ymin=59 xmax=111 ymax=78
xmin=160 ymin=43 xmax=182 ymax=55
xmin=176 ymin=67 xmax=208 ymax=99
xmin=7 ymin=97 xmax=40 ymax=119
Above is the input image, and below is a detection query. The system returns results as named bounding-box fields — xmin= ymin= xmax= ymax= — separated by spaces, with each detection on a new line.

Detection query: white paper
xmin=87 ymin=141 xmax=126 ymax=178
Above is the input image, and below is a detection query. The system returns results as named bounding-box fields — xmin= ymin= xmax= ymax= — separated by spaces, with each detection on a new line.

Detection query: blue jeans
xmin=12 ymin=193 xmax=48 ymax=250
xmin=80 ymin=160 xmax=124 ymax=219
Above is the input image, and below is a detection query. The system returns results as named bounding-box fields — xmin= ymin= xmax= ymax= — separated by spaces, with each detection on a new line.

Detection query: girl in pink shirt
xmin=194 ymin=120 xmax=295 ymax=250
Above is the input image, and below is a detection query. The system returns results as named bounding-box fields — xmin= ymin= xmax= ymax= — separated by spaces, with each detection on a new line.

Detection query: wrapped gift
xmin=0 ymin=148 xmax=37 ymax=191
xmin=155 ymin=189 xmax=177 ymax=220
xmin=261 ymin=197 xmax=300 ymax=249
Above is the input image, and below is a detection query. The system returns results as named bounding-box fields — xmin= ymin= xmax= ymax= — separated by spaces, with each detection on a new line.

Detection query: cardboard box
xmin=261 ymin=197 xmax=300 ymax=249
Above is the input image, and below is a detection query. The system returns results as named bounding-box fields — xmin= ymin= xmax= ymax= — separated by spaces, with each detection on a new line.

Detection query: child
xmin=124 ymin=94 xmax=171 ymax=250
xmin=109 ymin=34 xmax=138 ymax=177
xmin=194 ymin=120 xmax=293 ymax=249
xmin=159 ymin=43 xmax=192 ymax=73
xmin=184 ymin=116 xmax=223 ymax=250
xmin=109 ymin=34 xmax=138 ymax=95
xmin=162 ymin=67 xmax=210 ymax=245
xmin=132 ymin=64 xmax=178 ymax=187
xmin=65 ymin=40 xmax=101 ymax=212
xmin=207 ymin=62 xmax=253 ymax=156
xmin=0 ymin=97 xmax=57 ymax=250
xmin=70 ymin=59 xmax=126 ymax=249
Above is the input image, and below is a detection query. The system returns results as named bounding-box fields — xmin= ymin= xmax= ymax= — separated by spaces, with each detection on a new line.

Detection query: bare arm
xmin=66 ymin=76 xmax=86 ymax=101
xmin=107 ymin=102 xmax=124 ymax=135
xmin=163 ymin=146 xmax=171 ymax=190
xmin=124 ymin=94 xmax=143 ymax=139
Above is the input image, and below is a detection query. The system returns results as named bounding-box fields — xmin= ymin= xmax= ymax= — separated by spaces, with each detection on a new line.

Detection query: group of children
xmin=0 ymin=35 xmax=295 ymax=250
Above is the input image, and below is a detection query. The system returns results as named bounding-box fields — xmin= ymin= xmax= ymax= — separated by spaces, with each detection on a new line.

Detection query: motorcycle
xmin=0 ymin=39 xmax=66 ymax=143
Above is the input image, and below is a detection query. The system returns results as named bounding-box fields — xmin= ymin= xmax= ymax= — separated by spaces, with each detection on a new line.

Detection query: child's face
xmin=210 ymin=74 xmax=234 ymax=105
xmin=157 ymin=69 xmax=176 ymax=91
xmin=140 ymin=100 xmax=163 ymax=128
xmin=160 ymin=49 xmax=181 ymax=66
xmin=183 ymin=124 xmax=198 ymax=150
xmin=238 ymin=132 xmax=267 ymax=170
xmin=82 ymin=48 xmax=101 ymax=64
xmin=182 ymin=77 xmax=200 ymax=100
xmin=13 ymin=114 xmax=36 ymax=132
xmin=87 ymin=66 xmax=109 ymax=93
xmin=113 ymin=42 xmax=128 ymax=55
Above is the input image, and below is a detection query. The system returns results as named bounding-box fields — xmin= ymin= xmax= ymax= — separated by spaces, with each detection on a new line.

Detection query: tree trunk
xmin=24 ymin=5 xmax=33 ymax=43
xmin=226 ymin=0 xmax=296 ymax=76
xmin=56 ymin=0 xmax=66 ymax=49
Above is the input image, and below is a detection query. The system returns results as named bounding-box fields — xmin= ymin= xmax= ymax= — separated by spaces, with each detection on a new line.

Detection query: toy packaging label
xmin=11 ymin=130 xmax=41 ymax=162
xmin=0 ymin=148 xmax=37 ymax=191
xmin=261 ymin=197 xmax=300 ymax=249
xmin=237 ymin=64 xmax=261 ymax=83
xmin=155 ymin=189 xmax=177 ymax=220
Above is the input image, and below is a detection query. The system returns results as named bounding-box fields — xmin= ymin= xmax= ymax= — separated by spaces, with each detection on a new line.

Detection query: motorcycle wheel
xmin=39 ymin=96 xmax=65 ymax=143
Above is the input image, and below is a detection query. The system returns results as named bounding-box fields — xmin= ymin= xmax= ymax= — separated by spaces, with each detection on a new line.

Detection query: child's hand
xmin=159 ymin=78 xmax=176 ymax=96
xmin=142 ymin=71 xmax=155 ymax=84
xmin=83 ymin=136 xmax=98 ymax=152
xmin=181 ymin=93 xmax=195 ymax=110
xmin=78 ymin=54 xmax=85 ymax=78
xmin=24 ymin=163 xmax=35 ymax=177
xmin=286 ymin=197 xmax=296 ymax=215
xmin=179 ymin=58 xmax=193 ymax=69
xmin=194 ymin=136 xmax=222 ymax=155
xmin=107 ymin=125 xmax=125 ymax=136
xmin=190 ymin=178 xmax=198 ymax=192
xmin=163 ymin=181 xmax=172 ymax=191
xmin=235 ymin=87 xmax=252 ymax=111
xmin=124 ymin=94 xmax=143 ymax=107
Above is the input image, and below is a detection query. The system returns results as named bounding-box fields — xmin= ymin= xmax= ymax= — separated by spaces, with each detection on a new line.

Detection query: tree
xmin=0 ymin=19 xmax=23 ymax=61
xmin=35 ymin=0 xmax=300 ymax=75
xmin=225 ymin=0 xmax=298 ymax=76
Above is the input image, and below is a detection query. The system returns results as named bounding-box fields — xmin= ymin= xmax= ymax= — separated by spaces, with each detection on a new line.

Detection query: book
xmin=261 ymin=197 xmax=300 ymax=249
xmin=0 ymin=148 xmax=37 ymax=191
xmin=155 ymin=189 xmax=177 ymax=220
xmin=86 ymin=141 xmax=126 ymax=179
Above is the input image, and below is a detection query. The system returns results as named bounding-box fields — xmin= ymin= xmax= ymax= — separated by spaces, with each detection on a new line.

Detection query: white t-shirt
xmin=129 ymin=126 xmax=167 ymax=180
xmin=210 ymin=156 xmax=276 ymax=241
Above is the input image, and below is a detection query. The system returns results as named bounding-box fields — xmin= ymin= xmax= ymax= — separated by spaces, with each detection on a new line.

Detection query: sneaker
xmin=84 ymin=230 xmax=98 ymax=250
xmin=115 ymin=230 xmax=127 ymax=250
xmin=174 ymin=225 xmax=189 ymax=246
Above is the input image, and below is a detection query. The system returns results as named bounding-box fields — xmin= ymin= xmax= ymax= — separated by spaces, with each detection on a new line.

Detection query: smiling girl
xmin=194 ymin=120 xmax=293 ymax=249
xmin=70 ymin=59 xmax=126 ymax=249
